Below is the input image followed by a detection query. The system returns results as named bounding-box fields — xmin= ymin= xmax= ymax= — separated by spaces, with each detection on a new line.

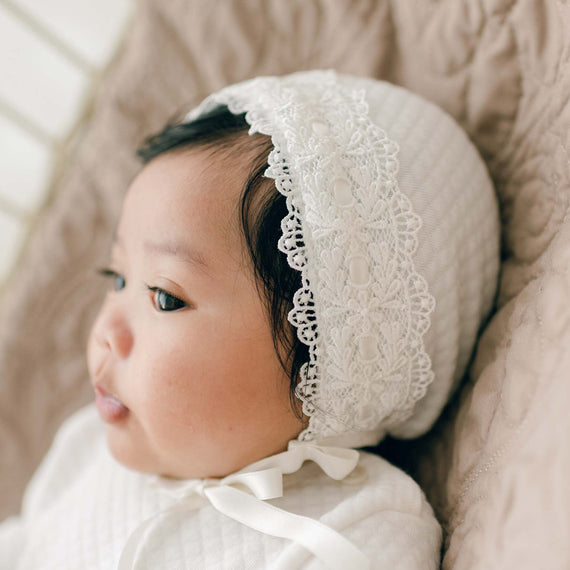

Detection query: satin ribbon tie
xmin=119 ymin=443 xmax=370 ymax=570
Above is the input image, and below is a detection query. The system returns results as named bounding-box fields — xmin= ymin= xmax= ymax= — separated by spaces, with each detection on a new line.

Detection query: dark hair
xmin=137 ymin=105 xmax=308 ymax=418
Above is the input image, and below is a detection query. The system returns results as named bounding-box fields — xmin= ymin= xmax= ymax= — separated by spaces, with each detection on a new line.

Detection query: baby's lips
xmin=94 ymin=384 xmax=130 ymax=423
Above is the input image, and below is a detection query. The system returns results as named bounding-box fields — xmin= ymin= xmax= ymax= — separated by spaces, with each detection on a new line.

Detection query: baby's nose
xmin=91 ymin=301 xmax=134 ymax=360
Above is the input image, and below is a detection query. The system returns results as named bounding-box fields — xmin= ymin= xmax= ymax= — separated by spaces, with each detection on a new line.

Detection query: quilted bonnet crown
xmin=185 ymin=70 xmax=500 ymax=448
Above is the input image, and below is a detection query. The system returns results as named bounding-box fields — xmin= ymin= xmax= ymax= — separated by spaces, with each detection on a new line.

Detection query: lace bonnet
xmin=185 ymin=70 xmax=500 ymax=449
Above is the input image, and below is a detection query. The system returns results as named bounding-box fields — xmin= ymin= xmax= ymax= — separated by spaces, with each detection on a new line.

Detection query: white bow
xmin=119 ymin=443 xmax=371 ymax=569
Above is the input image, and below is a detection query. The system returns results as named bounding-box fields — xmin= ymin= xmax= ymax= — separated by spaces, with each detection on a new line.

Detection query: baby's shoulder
xmin=283 ymin=450 xmax=435 ymax=527
xmin=340 ymin=453 xmax=442 ymax=569
xmin=277 ymin=452 xmax=442 ymax=569
xmin=355 ymin=451 xmax=428 ymax=511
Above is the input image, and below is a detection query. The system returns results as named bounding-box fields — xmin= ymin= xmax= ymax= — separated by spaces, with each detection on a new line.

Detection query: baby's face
xmin=86 ymin=148 xmax=303 ymax=479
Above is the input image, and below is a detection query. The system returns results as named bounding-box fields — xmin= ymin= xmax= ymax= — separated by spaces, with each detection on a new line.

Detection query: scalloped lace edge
xmin=186 ymin=71 xmax=436 ymax=442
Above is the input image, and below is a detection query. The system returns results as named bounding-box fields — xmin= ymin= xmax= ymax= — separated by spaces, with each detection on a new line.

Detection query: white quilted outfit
xmin=0 ymin=405 xmax=441 ymax=570
xmin=0 ymin=71 xmax=499 ymax=569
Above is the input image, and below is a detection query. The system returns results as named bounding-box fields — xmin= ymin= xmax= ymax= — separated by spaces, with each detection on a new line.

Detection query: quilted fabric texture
xmin=0 ymin=405 xmax=441 ymax=569
xmin=1 ymin=1 xmax=569 ymax=568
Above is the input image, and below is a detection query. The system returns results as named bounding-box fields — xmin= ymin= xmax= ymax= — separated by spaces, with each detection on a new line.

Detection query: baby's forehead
xmin=120 ymin=136 xmax=273 ymax=262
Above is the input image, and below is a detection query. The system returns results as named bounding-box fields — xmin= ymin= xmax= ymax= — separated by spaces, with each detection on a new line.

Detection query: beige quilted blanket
xmin=1 ymin=1 xmax=569 ymax=568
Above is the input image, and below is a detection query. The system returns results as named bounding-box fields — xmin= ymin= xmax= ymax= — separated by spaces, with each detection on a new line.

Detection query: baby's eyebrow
xmin=142 ymin=240 xmax=209 ymax=270
xmin=111 ymin=231 xmax=210 ymax=273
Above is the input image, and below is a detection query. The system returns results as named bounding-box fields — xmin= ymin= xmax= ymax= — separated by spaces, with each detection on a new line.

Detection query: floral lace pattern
xmin=186 ymin=71 xmax=436 ymax=443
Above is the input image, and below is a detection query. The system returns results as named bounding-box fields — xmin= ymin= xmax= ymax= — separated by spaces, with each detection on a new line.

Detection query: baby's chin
xmin=104 ymin=424 xmax=154 ymax=472
xmin=102 ymin=425 xmax=243 ymax=480
xmin=100 ymin=420 xmax=176 ymax=478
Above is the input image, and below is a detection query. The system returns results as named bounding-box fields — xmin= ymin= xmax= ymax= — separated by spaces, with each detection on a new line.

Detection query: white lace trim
xmin=186 ymin=71 xmax=436 ymax=443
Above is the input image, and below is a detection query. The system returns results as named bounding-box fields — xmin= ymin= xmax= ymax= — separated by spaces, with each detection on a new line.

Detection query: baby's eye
xmin=147 ymin=287 xmax=187 ymax=312
xmin=97 ymin=268 xmax=126 ymax=291
xmin=97 ymin=268 xmax=186 ymax=311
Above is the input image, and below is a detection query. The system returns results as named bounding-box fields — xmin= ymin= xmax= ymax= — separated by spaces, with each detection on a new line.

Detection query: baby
xmin=0 ymin=71 xmax=499 ymax=569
